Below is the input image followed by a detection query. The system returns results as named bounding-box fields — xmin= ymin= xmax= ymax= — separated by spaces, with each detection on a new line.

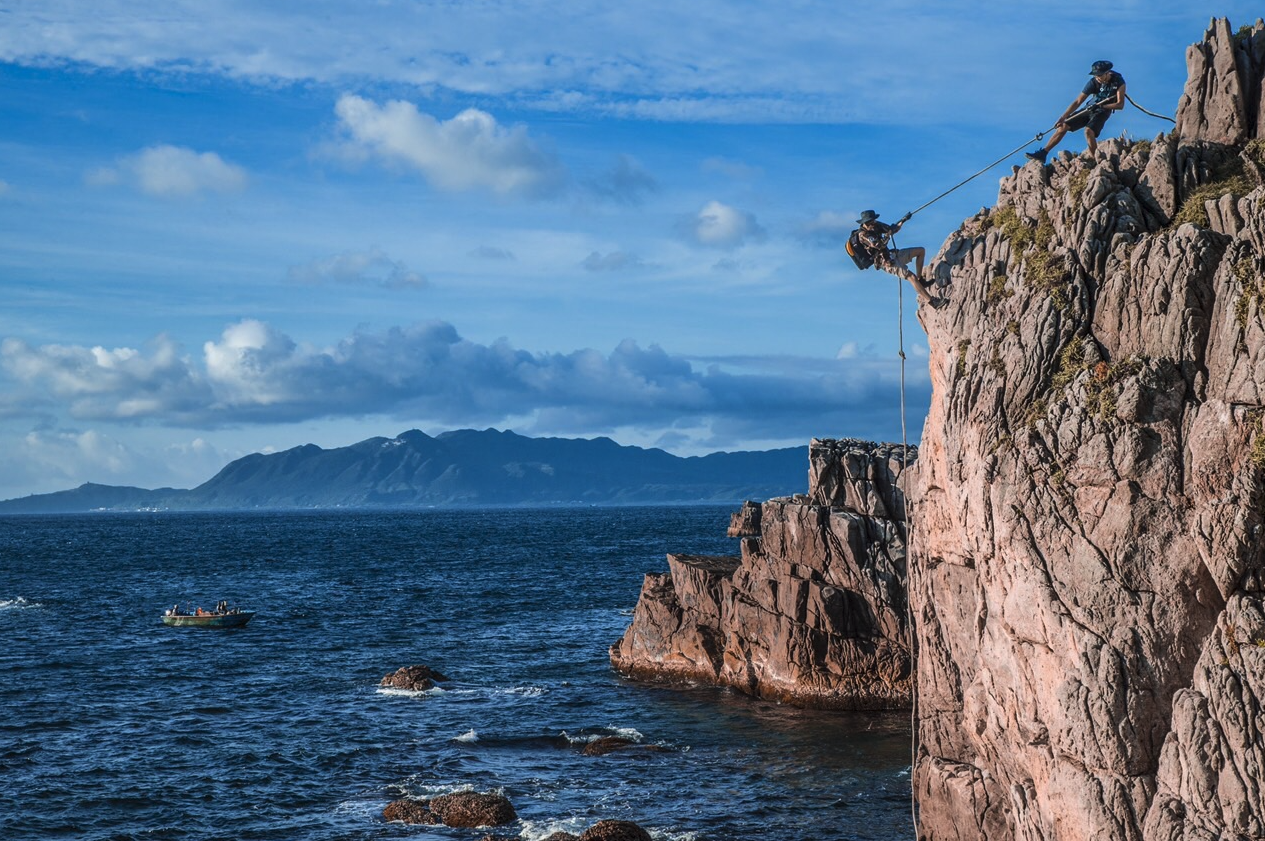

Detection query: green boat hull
xmin=162 ymin=612 xmax=254 ymax=628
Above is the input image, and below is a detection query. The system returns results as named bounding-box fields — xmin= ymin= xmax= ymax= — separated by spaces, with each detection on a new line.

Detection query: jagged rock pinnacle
xmin=910 ymin=17 xmax=1265 ymax=841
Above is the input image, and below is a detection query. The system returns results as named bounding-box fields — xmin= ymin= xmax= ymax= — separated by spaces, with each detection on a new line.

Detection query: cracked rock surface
xmin=610 ymin=438 xmax=915 ymax=710
xmin=910 ymin=17 xmax=1265 ymax=840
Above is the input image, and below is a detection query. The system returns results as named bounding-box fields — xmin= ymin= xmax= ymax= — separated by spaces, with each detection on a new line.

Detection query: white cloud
xmin=288 ymin=248 xmax=427 ymax=289
xmin=333 ymin=95 xmax=566 ymax=197
xmin=0 ymin=1 xmax=1228 ymax=127
xmin=682 ymin=200 xmax=765 ymax=250
xmin=0 ymin=319 xmax=928 ymax=441
xmin=88 ymin=144 xmax=248 ymax=198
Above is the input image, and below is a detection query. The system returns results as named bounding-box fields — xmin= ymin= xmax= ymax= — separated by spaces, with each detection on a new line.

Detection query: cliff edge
xmin=911 ymin=17 xmax=1265 ymax=840
xmin=610 ymin=439 xmax=914 ymax=710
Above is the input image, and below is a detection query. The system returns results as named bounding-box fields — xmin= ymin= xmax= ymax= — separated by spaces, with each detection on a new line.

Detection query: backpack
xmin=846 ymin=229 xmax=874 ymax=270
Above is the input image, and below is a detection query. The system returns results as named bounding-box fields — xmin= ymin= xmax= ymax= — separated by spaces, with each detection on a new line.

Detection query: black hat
xmin=857 ymin=210 xmax=879 ymax=224
xmin=1090 ymin=60 xmax=1113 ymax=75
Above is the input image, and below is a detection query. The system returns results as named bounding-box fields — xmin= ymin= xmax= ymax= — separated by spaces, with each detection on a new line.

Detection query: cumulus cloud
xmin=288 ymin=248 xmax=427 ymax=289
xmin=333 ymin=94 xmax=566 ymax=197
xmin=87 ymin=144 xmax=248 ymax=198
xmin=584 ymin=154 xmax=657 ymax=205
xmin=0 ymin=319 xmax=928 ymax=442
xmin=582 ymin=251 xmax=643 ymax=272
xmin=680 ymin=200 xmax=765 ymax=250
xmin=799 ymin=210 xmax=854 ymax=248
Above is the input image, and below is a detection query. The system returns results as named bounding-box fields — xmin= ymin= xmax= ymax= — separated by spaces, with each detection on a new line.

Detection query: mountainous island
xmin=612 ymin=17 xmax=1265 ymax=840
xmin=0 ymin=428 xmax=807 ymax=513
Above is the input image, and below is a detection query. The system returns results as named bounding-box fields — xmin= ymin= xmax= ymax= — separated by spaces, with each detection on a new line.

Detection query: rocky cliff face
xmin=911 ymin=17 xmax=1265 ymax=841
xmin=610 ymin=439 xmax=915 ymax=710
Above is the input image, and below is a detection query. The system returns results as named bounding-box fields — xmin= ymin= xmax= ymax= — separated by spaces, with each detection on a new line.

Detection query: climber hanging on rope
xmin=1025 ymin=60 xmax=1126 ymax=163
xmin=846 ymin=210 xmax=945 ymax=308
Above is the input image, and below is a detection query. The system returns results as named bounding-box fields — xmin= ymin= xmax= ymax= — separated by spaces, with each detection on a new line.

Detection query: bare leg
xmin=880 ymin=260 xmax=933 ymax=305
xmin=1085 ymin=127 xmax=1098 ymax=155
xmin=1043 ymin=124 xmax=1068 ymax=154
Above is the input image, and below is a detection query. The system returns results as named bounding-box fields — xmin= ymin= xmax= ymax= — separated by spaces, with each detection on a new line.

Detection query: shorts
xmin=1065 ymin=106 xmax=1111 ymax=136
xmin=886 ymin=247 xmax=920 ymax=269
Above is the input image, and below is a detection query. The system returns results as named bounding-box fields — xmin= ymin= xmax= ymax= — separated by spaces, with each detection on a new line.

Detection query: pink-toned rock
xmin=910 ymin=17 xmax=1265 ymax=840
xmin=727 ymin=500 xmax=762 ymax=537
xmin=611 ymin=440 xmax=915 ymax=710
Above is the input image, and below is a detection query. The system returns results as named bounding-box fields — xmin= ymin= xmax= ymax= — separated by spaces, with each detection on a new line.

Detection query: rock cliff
xmin=911 ymin=17 xmax=1265 ymax=841
xmin=610 ymin=438 xmax=915 ymax=710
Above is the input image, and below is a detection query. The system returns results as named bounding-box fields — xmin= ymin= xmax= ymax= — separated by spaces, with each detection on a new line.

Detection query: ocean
xmin=0 ymin=507 xmax=913 ymax=841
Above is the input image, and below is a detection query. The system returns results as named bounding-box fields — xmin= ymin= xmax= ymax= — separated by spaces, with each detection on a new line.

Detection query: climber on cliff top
xmin=846 ymin=210 xmax=945 ymax=308
xmin=1026 ymin=60 xmax=1126 ymax=163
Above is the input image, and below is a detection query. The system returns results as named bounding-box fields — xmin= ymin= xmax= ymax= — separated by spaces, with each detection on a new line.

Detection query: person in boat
xmin=847 ymin=210 xmax=944 ymax=308
xmin=1025 ymin=60 xmax=1126 ymax=162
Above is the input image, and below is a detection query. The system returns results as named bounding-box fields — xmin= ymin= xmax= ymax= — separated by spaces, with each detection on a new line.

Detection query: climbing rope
xmin=898 ymin=96 xmax=1175 ymax=223
xmin=899 ymin=128 xmax=1051 ymax=222
xmin=1126 ymin=93 xmax=1177 ymax=123
xmin=887 ymin=234 xmax=918 ymax=839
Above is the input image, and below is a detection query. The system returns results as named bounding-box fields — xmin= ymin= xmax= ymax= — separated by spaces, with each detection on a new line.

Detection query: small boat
xmin=162 ymin=603 xmax=254 ymax=628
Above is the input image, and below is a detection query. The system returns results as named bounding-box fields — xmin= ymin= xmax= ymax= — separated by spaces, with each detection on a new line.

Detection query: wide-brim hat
xmin=857 ymin=210 xmax=879 ymax=223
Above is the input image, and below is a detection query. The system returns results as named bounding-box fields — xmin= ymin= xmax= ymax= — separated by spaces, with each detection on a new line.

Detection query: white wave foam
xmin=0 ymin=597 xmax=42 ymax=610
xmin=609 ymin=726 xmax=644 ymax=741
xmin=560 ymin=727 xmax=645 ymax=746
xmin=454 ymin=729 xmax=479 ymax=743
xmin=502 ymin=685 xmax=546 ymax=697
xmin=375 ymin=684 xmax=447 ymax=698
xmin=519 ymin=818 xmax=587 ymax=840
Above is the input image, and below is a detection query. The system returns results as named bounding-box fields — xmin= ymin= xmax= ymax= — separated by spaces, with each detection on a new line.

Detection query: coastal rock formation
xmin=380 ymin=665 xmax=449 ymax=691
xmin=610 ymin=439 xmax=915 ymax=710
xmin=910 ymin=17 xmax=1265 ymax=840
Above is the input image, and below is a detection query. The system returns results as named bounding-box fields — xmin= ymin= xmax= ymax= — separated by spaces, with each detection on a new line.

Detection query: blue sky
xmin=0 ymin=1 xmax=1252 ymax=499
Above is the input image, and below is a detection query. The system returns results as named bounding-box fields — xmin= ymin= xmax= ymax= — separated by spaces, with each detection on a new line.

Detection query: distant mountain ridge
xmin=0 ymin=428 xmax=809 ymax=513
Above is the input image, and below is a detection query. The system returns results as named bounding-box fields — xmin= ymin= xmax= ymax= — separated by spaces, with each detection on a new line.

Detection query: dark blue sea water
xmin=0 ymin=507 xmax=912 ymax=841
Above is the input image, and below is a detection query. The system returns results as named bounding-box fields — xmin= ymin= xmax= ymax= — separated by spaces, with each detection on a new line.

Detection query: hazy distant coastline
xmin=0 ymin=427 xmax=809 ymax=514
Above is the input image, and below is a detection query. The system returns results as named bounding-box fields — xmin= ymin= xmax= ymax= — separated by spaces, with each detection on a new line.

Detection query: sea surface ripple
xmin=0 ymin=507 xmax=912 ymax=840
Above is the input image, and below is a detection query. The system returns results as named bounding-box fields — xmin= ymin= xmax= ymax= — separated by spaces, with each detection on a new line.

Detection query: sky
xmin=0 ymin=1 xmax=1255 ymax=499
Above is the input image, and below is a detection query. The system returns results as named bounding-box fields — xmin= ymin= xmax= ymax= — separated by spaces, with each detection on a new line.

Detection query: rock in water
xmin=578 ymin=820 xmax=653 ymax=841
xmin=428 ymin=792 xmax=517 ymax=828
xmin=379 ymin=664 xmax=450 ymax=691
xmin=382 ymin=799 xmax=439 ymax=824
xmin=909 ymin=16 xmax=1265 ymax=840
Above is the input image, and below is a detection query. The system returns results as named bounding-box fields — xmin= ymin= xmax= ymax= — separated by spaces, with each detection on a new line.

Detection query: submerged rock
xmin=580 ymin=736 xmax=669 ymax=757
